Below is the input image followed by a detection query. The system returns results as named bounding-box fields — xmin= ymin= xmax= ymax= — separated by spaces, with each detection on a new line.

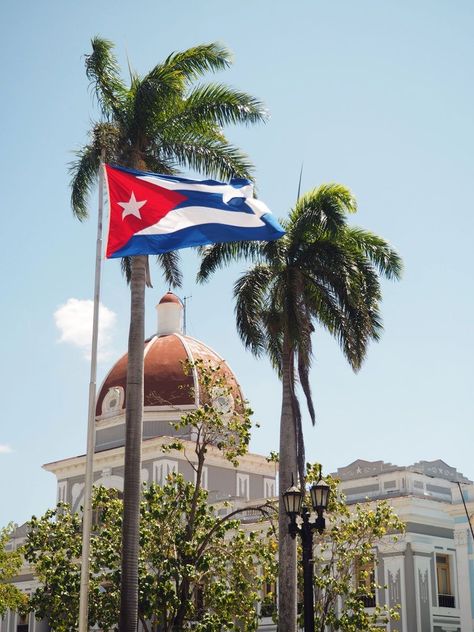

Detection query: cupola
xmin=156 ymin=292 xmax=183 ymax=335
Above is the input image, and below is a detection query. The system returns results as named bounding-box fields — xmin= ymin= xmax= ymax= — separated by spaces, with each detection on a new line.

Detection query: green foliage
xmin=23 ymin=361 xmax=276 ymax=631
xmin=0 ymin=524 xmax=28 ymax=617
xmin=266 ymin=451 xmax=279 ymax=464
xmin=305 ymin=464 xmax=405 ymax=632
xmin=70 ymin=37 xmax=267 ymax=222
xmin=198 ymin=184 xmax=403 ymax=482
xmin=24 ymin=481 xmax=276 ymax=632
xmin=163 ymin=359 xmax=254 ymax=469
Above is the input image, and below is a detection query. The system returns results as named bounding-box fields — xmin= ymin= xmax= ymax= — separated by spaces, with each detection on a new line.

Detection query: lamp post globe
xmin=310 ymin=479 xmax=330 ymax=513
xmin=283 ymin=483 xmax=303 ymax=518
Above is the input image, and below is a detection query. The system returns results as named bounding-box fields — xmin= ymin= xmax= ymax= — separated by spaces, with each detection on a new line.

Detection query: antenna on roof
xmin=183 ymin=295 xmax=192 ymax=335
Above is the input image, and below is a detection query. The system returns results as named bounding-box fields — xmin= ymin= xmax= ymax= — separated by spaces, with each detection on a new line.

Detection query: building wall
xmin=336 ymin=459 xmax=473 ymax=632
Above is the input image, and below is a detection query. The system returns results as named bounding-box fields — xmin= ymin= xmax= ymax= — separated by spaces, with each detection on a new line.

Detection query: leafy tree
xmin=70 ymin=37 xmax=267 ymax=630
xmin=23 ymin=360 xmax=276 ymax=631
xmin=198 ymin=186 xmax=402 ymax=631
xmin=0 ymin=524 xmax=28 ymax=617
xmin=24 ymin=481 xmax=276 ymax=632
xmin=305 ymin=464 xmax=405 ymax=632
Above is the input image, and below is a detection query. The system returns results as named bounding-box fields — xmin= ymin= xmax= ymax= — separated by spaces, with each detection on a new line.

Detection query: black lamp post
xmin=282 ymin=475 xmax=330 ymax=632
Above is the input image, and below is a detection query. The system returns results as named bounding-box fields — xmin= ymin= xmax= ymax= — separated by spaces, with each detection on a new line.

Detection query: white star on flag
xmin=118 ymin=191 xmax=147 ymax=220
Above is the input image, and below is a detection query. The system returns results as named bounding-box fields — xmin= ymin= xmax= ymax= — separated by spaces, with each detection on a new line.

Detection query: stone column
xmin=411 ymin=546 xmax=433 ymax=632
xmin=384 ymin=554 xmax=407 ymax=631
xmin=454 ymin=528 xmax=473 ymax=631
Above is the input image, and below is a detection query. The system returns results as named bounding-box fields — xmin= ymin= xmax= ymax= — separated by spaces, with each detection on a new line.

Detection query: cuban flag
xmin=104 ymin=164 xmax=285 ymax=258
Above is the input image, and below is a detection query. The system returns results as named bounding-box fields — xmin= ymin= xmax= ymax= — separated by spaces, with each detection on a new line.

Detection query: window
xmin=264 ymin=477 xmax=275 ymax=499
xmin=260 ymin=580 xmax=277 ymax=617
xmin=153 ymin=459 xmax=178 ymax=486
xmin=91 ymin=490 xmax=123 ymax=527
xmin=236 ymin=473 xmax=249 ymax=500
xmin=17 ymin=614 xmax=28 ymax=632
xmin=57 ymin=481 xmax=67 ymax=503
xmin=436 ymin=554 xmax=455 ymax=608
xmin=355 ymin=559 xmax=376 ymax=608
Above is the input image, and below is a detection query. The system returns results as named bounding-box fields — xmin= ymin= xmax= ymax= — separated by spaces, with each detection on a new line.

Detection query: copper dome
xmin=96 ymin=333 xmax=243 ymax=418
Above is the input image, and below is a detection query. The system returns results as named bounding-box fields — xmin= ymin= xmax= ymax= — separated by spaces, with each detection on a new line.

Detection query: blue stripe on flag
xmin=110 ymin=163 xmax=251 ymax=189
xmin=109 ymin=218 xmax=283 ymax=258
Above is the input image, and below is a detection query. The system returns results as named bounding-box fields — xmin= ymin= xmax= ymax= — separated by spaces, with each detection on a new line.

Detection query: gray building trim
xmin=404 ymin=544 xmax=417 ymax=631
xmin=433 ymin=615 xmax=461 ymax=621
xmin=405 ymin=522 xmax=454 ymax=539
xmin=11 ymin=572 xmax=35 ymax=582
xmin=418 ymin=567 xmax=431 ymax=631
xmin=388 ymin=567 xmax=403 ymax=632
xmin=426 ymin=483 xmax=452 ymax=496
xmin=430 ymin=555 xmax=437 ymax=608
xmin=345 ymin=484 xmax=379 ymax=496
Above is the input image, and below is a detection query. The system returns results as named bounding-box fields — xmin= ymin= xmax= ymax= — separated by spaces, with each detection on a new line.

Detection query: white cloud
xmin=54 ymin=298 xmax=117 ymax=362
xmin=0 ymin=444 xmax=12 ymax=454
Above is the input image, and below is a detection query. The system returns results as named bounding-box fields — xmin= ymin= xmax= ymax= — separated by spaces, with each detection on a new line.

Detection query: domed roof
xmin=96 ymin=305 xmax=243 ymax=418
xmin=158 ymin=292 xmax=182 ymax=305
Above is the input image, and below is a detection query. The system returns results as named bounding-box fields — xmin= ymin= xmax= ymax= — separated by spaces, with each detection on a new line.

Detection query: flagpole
xmin=78 ymin=156 xmax=105 ymax=632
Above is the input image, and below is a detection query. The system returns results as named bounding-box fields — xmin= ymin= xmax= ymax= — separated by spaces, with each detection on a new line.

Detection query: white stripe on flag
xmin=138 ymin=175 xmax=261 ymax=206
xmin=135 ymin=206 xmax=268 ymax=236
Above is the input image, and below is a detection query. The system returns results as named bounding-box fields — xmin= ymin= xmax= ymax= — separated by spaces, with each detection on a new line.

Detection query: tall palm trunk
xmin=119 ymin=253 xmax=147 ymax=632
xmin=278 ymin=336 xmax=298 ymax=632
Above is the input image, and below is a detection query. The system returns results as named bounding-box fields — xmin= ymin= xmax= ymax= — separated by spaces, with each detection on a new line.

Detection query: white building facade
xmin=2 ymin=294 xmax=474 ymax=632
xmin=333 ymin=458 xmax=474 ymax=632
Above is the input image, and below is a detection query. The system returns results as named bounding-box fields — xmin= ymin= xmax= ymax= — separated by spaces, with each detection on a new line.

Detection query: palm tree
xmin=70 ymin=37 xmax=267 ymax=632
xmin=197 ymin=184 xmax=402 ymax=632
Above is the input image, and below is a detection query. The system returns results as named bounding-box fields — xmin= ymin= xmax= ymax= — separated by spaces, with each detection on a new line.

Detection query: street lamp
xmin=282 ymin=474 xmax=330 ymax=632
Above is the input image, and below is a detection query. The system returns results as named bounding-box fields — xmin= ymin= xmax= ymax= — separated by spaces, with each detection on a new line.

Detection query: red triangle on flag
xmin=106 ymin=165 xmax=187 ymax=257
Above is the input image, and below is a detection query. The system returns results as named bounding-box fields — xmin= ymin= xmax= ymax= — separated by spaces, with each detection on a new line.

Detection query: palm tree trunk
xmin=119 ymin=253 xmax=146 ymax=632
xmin=278 ymin=337 xmax=298 ymax=632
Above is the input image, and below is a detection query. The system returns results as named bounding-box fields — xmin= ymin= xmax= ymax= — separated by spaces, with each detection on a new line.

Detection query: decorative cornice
xmin=43 ymin=436 xmax=275 ymax=479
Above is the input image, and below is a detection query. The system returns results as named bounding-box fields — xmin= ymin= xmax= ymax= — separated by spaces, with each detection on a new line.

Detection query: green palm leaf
xmin=86 ymin=37 xmax=128 ymax=120
xmin=162 ymin=43 xmax=232 ymax=80
xmin=170 ymin=84 xmax=268 ymax=128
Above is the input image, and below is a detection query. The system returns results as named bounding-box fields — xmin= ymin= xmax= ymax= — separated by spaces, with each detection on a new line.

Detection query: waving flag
xmin=104 ymin=164 xmax=284 ymax=258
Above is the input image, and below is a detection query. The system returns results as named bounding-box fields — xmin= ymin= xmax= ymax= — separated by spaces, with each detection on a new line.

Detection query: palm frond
xmin=197 ymin=241 xmax=265 ymax=282
xmin=69 ymin=143 xmax=101 ymax=220
xmin=288 ymin=349 xmax=306 ymax=486
xmin=288 ymin=184 xmax=357 ymax=244
xmin=162 ymin=43 xmax=232 ymax=81
xmin=296 ymin=318 xmax=316 ymax=426
xmin=343 ymin=227 xmax=403 ymax=280
xmin=233 ymin=265 xmax=273 ymax=356
xmin=70 ymin=122 xmax=122 ymax=219
xmin=142 ymin=152 xmax=176 ymax=176
xmin=261 ymin=306 xmax=284 ymax=372
xmin=120 ymin=256 xmax=132 ymax=284
xmin=86 ymin=37 xmax=128 ymax=119
xmin=131 ymin=67 xmax=185 ymax=141
xmin=156 ymin=251 xmax=183 ymax=289
xmin=168 ymin=84 xmax=268 ymax=128
xmin=159 ymin=135 xmax=255 ymax=181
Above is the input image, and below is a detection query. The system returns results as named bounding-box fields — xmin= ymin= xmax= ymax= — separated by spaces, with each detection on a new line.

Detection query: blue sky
xmin=1 ymin=0 xmax=473 ymax=527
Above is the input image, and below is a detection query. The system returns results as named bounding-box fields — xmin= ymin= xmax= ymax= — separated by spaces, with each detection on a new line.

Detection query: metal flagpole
xmin=78 ymin=156 xmax=106 ymax=632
